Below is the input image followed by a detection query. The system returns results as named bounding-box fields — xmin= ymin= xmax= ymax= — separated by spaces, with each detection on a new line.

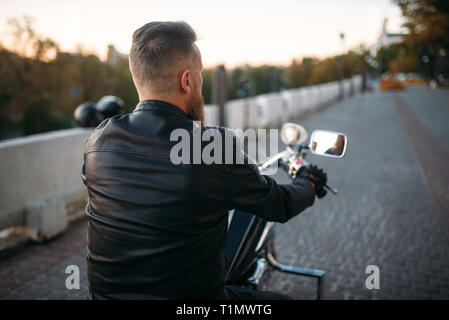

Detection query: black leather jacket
xmin=82 ymin=99 xmax=315 ymax=299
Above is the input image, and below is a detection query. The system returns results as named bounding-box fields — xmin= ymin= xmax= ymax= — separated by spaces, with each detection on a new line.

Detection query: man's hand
xmin=297 ymin=164 xmax=328 ymax=198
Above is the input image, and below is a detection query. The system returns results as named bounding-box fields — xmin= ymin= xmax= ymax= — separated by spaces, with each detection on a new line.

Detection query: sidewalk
xmin=0 ymin=219 xmax=88 ymax=300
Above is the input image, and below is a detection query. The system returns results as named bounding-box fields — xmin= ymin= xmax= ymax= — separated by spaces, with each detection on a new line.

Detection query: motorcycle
xmin=223 ymin=123 xmax=348 ymax=300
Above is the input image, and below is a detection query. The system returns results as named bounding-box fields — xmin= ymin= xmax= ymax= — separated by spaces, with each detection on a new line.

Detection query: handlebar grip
xmin=316 ymin=187 xmax=327 ymax=198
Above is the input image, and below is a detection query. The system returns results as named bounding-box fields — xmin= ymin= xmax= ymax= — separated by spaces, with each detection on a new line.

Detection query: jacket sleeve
xmin=200 ymin=128 xmax=316 ymax=223
xmin=202 ymin=162 xmax=315 ymax=223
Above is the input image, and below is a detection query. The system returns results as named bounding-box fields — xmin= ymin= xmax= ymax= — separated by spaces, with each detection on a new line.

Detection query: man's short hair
xmin=129 ymin=21 xmax=198 ymax=93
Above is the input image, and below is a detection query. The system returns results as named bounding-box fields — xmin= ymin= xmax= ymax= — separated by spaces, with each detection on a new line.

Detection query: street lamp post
xmin=339 ymin=32 xmax=345 ymax=100
xmin=213 ymin=65 xmax=227 ymax=126
xmin=358 ymin=48 xmax=367 ymax=93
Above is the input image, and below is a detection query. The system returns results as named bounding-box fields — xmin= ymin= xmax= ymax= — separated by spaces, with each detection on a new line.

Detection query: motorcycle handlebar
xmin=278 ymin=159 xmax=289 ymax=172
xmin=277 ymin=158 xmax=339 ymax=195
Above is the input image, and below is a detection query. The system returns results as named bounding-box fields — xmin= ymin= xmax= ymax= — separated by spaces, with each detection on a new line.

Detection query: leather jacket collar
xmin=134 ymin=99 xmax=189 ymax=119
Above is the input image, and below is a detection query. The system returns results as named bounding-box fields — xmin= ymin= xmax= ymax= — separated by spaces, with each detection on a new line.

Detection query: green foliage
xmin=0 ymin=17 xmax=138 ymax=139
xmin=396 ymin=0 xmax=449 ymax=54
xmin=288 ymin=58 xmax=316 ymax=88
xmin=22 ymin=97 xmax=72 ymax=135
xmin=201 ymin=68 xmax=214 ymax=105
xmin=391 ymin=0 xmax=449 ymax=76
xmin=226 ymin=67 xmax=243 ymax=100
xmin=376 ymin=45 xmax=400 ymax=74
xmin=286 ymin=51 xmax=372 ymax=89
xmin=107 ymin=58 xmax=139 ymax=114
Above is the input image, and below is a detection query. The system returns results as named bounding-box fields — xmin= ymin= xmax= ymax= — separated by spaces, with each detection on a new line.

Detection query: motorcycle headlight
xmin=281 ymin=123 xmax=308 ymax=146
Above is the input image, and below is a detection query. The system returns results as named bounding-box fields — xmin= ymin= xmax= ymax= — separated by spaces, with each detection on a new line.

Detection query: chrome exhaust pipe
xmin=247 ymin=258 xmax=268 ymax=287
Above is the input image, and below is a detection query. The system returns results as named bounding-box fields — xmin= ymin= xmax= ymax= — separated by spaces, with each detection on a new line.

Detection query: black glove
xmin=297 ymin=164 xmax=328 ymax=198
xmin=316 ymin=187 xmax=327 ymax=199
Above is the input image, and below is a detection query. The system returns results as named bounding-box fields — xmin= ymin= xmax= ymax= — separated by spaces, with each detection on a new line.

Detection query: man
xmin=82 ymin=21 xmax=327 ymax=300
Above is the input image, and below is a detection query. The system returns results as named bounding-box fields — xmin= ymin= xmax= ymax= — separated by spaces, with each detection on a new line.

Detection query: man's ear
xmin=180 ymin=69 xmax=191 ymax=94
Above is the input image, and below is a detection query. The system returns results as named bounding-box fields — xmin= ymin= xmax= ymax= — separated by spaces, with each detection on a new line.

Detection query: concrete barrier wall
xmin=203 ymin=104 xmax=220 ymax=126
xmin=0 ymin=128 xmax=93 ymax=239
xmin=204 ymin=75 xmax=361 ymax=128
xmin=0 ymin=75 xmax=361 ymax=240
xmin=225 ymin=99 xmax=247 ymax=129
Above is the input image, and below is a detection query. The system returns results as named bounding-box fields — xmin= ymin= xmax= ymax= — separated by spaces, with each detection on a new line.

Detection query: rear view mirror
xmin=309 ymin=130 xmax=347 ymax=158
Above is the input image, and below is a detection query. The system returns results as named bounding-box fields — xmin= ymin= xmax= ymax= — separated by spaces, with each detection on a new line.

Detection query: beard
xmin=187 ymin=91 xmax=205 ymax=127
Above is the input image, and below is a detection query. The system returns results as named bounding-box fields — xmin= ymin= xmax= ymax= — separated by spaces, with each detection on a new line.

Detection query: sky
xmin=0 ymin=0 xmax=406 ymax=68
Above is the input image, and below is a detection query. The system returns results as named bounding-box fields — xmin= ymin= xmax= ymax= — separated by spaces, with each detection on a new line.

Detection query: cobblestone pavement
xmin=1 ymin=86 xmax=449 ymax=300
xmin=0 ymin=219 xmax=88 ymax=299
xmin=266 ymin=86 xmax=449 ymax=299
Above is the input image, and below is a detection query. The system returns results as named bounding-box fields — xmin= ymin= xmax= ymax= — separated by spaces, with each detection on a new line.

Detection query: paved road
xmin=266 ymin=86 xmax=449 ymax=299
xmin=1 ymin=85 xmax=449 ymax=300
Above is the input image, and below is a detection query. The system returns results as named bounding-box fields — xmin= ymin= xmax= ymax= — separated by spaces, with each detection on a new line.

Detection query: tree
xmin=395 ymin=0 xmax=449 ymax=78
xmin=201 ymin=68 xmax=214 ymax=104
xmin=287 ymin=58 xmax=316 ymax=88
xmin=0 ymin=16 xmax=140 ymax=138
